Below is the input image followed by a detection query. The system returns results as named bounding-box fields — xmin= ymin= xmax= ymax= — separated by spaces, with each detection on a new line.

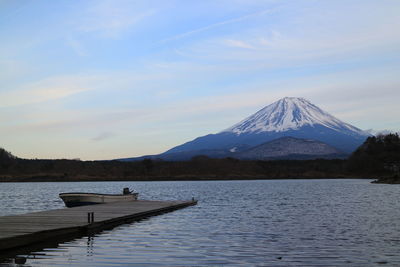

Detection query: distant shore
xmin=0 ymin=153 xmax=389 ymax=183
xmin=371 ymin=176 xmax=400 ymax=184
xmin=0 ymin=174 xmax=370 ymax=183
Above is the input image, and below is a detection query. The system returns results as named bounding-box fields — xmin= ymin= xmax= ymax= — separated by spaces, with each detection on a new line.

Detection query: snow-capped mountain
xmin=163 ymin=97 xmax=369 ymax=156
xmin=224 ymin=97 xmax=366 ymax=136
xmin=119 ymin=97 xmax=370 ymax=161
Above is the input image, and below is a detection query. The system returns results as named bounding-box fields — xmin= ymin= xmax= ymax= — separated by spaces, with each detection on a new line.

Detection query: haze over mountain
xmin=120 ymin=97 xmax=370 ymax=161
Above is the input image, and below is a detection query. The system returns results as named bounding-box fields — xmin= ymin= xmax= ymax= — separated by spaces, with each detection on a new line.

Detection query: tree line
xmin=347 ymin=133 xmax=400 ymax=180
xmin=0 ymin=133 xmax=398 ymax=182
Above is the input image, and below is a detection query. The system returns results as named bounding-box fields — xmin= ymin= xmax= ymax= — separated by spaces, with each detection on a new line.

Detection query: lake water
xmin=1 ymin=179 xmax=400 ymax=266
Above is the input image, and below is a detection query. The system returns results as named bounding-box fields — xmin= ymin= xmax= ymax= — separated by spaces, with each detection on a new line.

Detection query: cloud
xmin=0 ymin=69 xmax=170 ymax=108
xmin=77 ymin=0 xmax=155 ymax=38
xmin=160 ymin=8 xmax=276 ymax=43
xmin=365 ymin=129 xmax=400 ymax=136
xmin=2 ymin=0 xmax=400 ymax=160
xmin=92 ymin=132 xmax=116 ymax=141
xmin=0 ymin=1 xmax=33 ymax=24
xmin=66 ymin=36 xmax=87 ymax=56
xmin=0 ymin=75 xmax=98 ymax=107
xmin=173 ymin=1 xmax=400 ymax=68
xmin=0 ymin=59 xmax=31 ymax=83
xmin=223 ymin=39 xmax=254 ymax=49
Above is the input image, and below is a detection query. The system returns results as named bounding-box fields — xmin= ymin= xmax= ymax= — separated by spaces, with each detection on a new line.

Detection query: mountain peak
xmin=122 ymin=97 xmax=369 ymax=160
xmin=281 ymin=96 xmax=306 ymax=101
xmin=223 ymin=97 xmax=367 ymax=136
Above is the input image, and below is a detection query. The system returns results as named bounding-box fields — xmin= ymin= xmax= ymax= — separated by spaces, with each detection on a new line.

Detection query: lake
xmin=0 ymin=179 xmax=399 ymax=266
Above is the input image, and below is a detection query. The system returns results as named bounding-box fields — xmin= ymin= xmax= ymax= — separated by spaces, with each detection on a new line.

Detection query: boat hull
xmin=59 ymin=192 xmax=139 ymax=208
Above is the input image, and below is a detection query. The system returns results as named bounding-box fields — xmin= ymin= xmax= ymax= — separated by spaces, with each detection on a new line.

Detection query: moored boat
xmin=59 ymin=188 xmax=138 ymax=207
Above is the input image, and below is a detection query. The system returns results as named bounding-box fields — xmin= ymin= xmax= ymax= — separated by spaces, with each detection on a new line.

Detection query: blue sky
xmin=1 ymin=0 xmax=400 ymax=160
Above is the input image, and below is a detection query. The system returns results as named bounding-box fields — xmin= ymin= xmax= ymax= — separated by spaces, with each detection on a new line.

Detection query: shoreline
xmin=0 ymin=175 xmax=371 ymax=183
xmin=371 ymin=176 xmax=400 ymax=184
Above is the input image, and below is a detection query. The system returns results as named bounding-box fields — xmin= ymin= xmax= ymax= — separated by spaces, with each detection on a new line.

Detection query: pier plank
xmin=0 ymin=199 xmax=196 ymax=251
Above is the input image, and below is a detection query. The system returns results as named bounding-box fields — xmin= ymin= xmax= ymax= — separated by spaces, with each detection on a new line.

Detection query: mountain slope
xmin=164 ymin=97 xmax=369 ymax=155
xmin=235 ymin=137 xmax=346 ymax=160
xmin=224 ymin=97 xmax=365 ymax=136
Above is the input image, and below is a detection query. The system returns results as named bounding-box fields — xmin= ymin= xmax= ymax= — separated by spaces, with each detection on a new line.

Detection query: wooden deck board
xmin=0 ymin=199 xmax=197 ymax=251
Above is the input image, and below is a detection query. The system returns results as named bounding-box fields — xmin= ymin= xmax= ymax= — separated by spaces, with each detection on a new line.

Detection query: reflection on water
xmin=1 ymin=179 xmax=400 ymax=266
xmin=86 ymin=236 xmax=94 ymax=258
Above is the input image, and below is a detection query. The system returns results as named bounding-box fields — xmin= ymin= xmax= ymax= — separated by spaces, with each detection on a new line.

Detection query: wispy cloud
xmin=1 ymin=0 xmax=399 ymax=160
xmin=0 ymin=69 xmax=174 ymax=109
xmin=77 ymin=0 xmax=155 ymax=38
xmin=365 ymin=129 xmax=400 ymax=136
xmin=176 ymin=2 xmax=400 ymax=67
xmin=0 ymin=59 xmax=31 ymax=82
xmin=92 ymin=132 xmax=116 ymax=141
xmin=223 ymin=39 xmax=254 ymax=49
xmin=0 ymin=75 xmax=97 ymax=107
xmin=66 ymin=36 xmax=87 ymax=56
xmin=160 ymin=8 xmax=276 ymax=43
xmin=0 ymin=1 xmax=33 ymax=24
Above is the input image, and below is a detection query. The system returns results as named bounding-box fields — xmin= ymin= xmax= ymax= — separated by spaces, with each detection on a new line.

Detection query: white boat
xmin=59 ymin=188 xmax=138 ymax=208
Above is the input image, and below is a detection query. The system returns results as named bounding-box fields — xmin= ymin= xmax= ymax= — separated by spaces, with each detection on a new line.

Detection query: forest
xmin=0 ymin=133 xmax=399 ymax=182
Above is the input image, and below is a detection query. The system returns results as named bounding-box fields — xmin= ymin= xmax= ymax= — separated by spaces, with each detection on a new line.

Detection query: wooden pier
xmin=0 ymin=199 xmax=197 ymax=252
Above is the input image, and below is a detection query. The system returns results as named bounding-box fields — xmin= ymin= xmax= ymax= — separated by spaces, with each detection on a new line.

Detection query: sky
xmin=1 ymin=0 xmax=400 ymax=160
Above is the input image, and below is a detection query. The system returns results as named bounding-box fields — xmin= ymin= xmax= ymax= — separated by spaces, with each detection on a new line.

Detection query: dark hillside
xmin=347 ymin=133 xmax=400 ymax=176
xmin=0 ymin=148 xmax=17 ymax=170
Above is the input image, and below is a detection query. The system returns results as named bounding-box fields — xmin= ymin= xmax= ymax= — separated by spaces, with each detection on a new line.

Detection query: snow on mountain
xmin=224 ymin=97 xmax=367 ymax=136
xmin=161 ymin=97 xmax=369 ymax=155
xmin=120 ymin=97 xmax=370 ymax=161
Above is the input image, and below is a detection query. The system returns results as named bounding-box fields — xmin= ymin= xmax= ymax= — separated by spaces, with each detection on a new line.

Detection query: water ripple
xmin=1 ymin=179 xmax=400 ymax=266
